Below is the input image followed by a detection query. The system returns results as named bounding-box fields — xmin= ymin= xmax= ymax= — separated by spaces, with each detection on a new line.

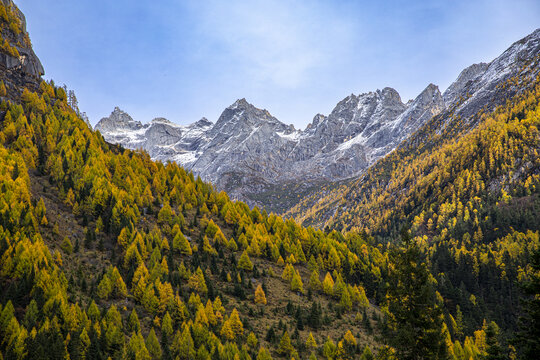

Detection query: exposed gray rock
xmin=96 ymin=28 xmax=540 ymax=212
xmin=95 ymin=107 xmax=143 ymax=133
xmin=443 ymin=63 xmax=489 ymax=106
xmin=0 ymin=0 xmax=44 ymax=95
xmin=444 ymin=28 xmax=540 ymax=120
xmin=96 ymin=85 xmax=443 ymax=208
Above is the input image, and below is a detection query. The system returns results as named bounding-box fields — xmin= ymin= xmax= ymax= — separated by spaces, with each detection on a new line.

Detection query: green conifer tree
xmin=386 ymin=228 xmax=447 ymax=359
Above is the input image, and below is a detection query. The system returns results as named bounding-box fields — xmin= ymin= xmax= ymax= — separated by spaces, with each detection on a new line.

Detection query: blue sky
xmin=15 ymin=0 xmax=540 ymax=128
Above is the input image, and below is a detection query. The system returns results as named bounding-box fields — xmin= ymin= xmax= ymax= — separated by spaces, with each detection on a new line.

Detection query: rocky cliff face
xmin=96 ymin=28 xmax=540 ymax=213
xmin=0 ymin=0 xmax=44 ymax=99
xmin=96 ymin=85 xmax=445 ymax=211
xmin=442 ymin=63 xmax=489 ymax=106
xmin=443 ymin=29 xmax=540 ymax=119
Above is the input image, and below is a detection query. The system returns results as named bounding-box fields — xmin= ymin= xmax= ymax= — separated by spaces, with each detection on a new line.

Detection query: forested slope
xmin=0 ymin=1 xmax=539 ymax=359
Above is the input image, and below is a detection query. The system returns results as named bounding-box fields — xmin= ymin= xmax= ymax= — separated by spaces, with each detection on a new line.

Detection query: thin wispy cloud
xmin=15 ymin=0 xmax=540 ymax=128
xmin=185 ymin=0 xmax=355 ymax=88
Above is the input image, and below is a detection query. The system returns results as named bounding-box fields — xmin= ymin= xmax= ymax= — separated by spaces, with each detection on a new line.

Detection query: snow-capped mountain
xmin=96 ymin=85 xmax=443 ymax=206
xmin=95 ymin=28 xmax=540 ymax=212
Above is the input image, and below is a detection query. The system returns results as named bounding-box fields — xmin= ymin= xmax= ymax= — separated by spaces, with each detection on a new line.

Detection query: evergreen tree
xmin=454 ymin=305 xmax=464 ymax=341
xmin=340 ymin=288 xmax=352 ymax=311
xmin=61 ymin=236 xmax=73 ymax=254
xmin=128 ymin=309 xmax=141 ymax=334
xmin=220 ymin=318 xmax=235 ymax=340
xmin=514 ymin=247 xmax=540 ymax=359
xmin=278 ymin=331 xmax=294 ymax=356
xmin=291 ymin=270 xmax=304 ymax=293
xmin=145 ymin=328 xmax=162 ymax=360
xmin=256 ymin=347 xmax=273 ymax=360
xmin=484 ymin=321 xmax=504 ymax=360
xmin=0 ymin=80 xmax=7 ymax=97
xmin=229 ymin=308 xmax=244 ymax=336
xmin=308 ymin=302 xmax=321 ymax=329
xmin=247 ymin=331 xmax=258 ymax=349
xmin=386 ymin=228 xmax=447 ymax=359
xmin=172 ymin=231 xmax=192 ymax=255
xmin=309 ymin=269 xmax=322 ymax=292
xmin=126 ymin=332 xmax=151 ymax=360
xmin=360 ymin=345 xmax=374 ymax=360
xmin=306 ymin=331 xmax=317 ymax=350
xmin=188 ymin=267 xmax=208 ymax=294
xmin=323 ymin=337 xmax=337 ymax=360
xmin=323 ymin=272 xmax=334 ymax=296
xmin=172 ymin=327 xmax=195 ymax=360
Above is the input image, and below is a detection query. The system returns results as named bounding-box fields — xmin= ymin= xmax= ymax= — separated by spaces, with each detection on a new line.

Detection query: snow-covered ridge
xmin=95 ymin=82 xmax=444 ymax=193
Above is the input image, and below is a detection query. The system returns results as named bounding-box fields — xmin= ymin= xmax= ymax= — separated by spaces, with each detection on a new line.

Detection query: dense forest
xmin=0 ymin=1 xmax=539 ymax=359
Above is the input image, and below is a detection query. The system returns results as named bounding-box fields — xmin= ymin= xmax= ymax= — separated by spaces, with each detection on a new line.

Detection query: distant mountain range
xmin=96 ymin=28 xmax=540 ymax=214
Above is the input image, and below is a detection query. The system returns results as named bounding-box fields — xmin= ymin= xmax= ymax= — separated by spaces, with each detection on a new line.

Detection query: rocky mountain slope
xmin=96 ymin=85 xmax=444 ymax=212
xmin=288 ymin=28 xmax=540 ymax=231
xmin=96 ymin=29 xmax=540 ymax=215
xmin=0 ymin=0 xmax=44 ymax=100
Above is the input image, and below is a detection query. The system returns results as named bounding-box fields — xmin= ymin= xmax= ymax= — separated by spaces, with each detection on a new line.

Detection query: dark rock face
xmin=0 ymin=0 xmax=44 ymax=98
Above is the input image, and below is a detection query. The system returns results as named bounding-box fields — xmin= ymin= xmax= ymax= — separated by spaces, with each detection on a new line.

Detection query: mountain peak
xmin=194 ymin=117 xmax=213 ymax=127
xmin=443 ymin=28 xmax=540 ymax=117
xmin=393 ymin=83 xmax=444 ymax=133
xmin=379 ymin=87 xmax=403 ymax=104
xmin=443 ymin=63 xmax=488 ymax=106
xmin=95 ymin=107 xmax=143 ymax=133
xmin=418 ymin=83 xmax=442 ymax=101
xmin=381 ymin=86 xmax=399 ymax=95
xmin=516 ymin=27 xmax=540 ymax=45
xmin=229 ymin=98 xmax=252 ymax=110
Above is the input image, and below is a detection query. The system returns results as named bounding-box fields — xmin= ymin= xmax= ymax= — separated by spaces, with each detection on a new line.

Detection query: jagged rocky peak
xmin=411 ymin=83 xmax=444 ymax=114
xmin=319 ymin=89 xmax=384 ymax=129
xmin=212 ymin=98 xmax=291 ymax=135
xmin=317 ymin=87 xmax=407 ymax=140
xmin=443 ymin=28 xmax=540 ymax=118
xmin=479 ymin=27 xmax=540 ymax=85
xmin=312 ymin=113 xmax=326 ymax=125
xmin=443 ymin=63 xmax=489 ymax=106
xmin=194 ymin=117 xmax=213 ymax=127
xmin=379 ymin=87 xmax=404 ymax=106
xmin=95 ymin=107 xmax=143 ymax=133
xmin=304 ymin=113 xmax=326 ymax=132
xmin=93 ymin=28 xmax=540 ymax=213
xmin=419 ymin=83 xmax=443 ymax=101
xmin=229 ymin=97 xmax=251 ymax=109
xmin=394 ymin=83 xmax=444 ymax=132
